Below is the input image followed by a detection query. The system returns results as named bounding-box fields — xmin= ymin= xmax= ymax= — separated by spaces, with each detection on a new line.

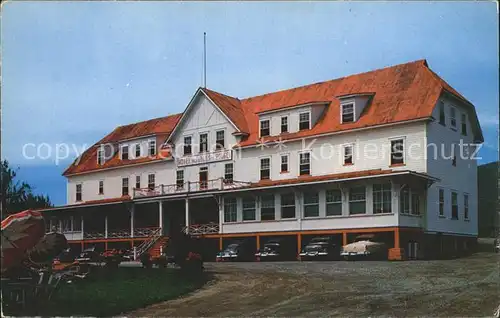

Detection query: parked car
xmin=76 ymin=247 xmax=103 ymax=263
xmin=216 ymin=240 xmax=255 ymax=262
xmin=299 ymin=236 xmax=340 ymax=261
xmin=340 ymin=234 xmax=388 ymax=260
xmin=255 ymin=239 xmax=295 ymax=261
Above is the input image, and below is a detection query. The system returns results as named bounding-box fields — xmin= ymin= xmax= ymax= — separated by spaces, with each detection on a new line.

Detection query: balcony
xmin=133 ymin=178 xmax=251 ymax=199
xmin=182 ymin=222 xmax=220 ymax=235
xmin=82 ymin=227 xmax=159 ymax=240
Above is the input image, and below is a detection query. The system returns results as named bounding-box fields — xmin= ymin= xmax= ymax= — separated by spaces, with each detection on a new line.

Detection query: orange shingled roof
xmin=36 ymin=196 xmax=132 ymax=212
xmin=63 ymin=114 xmax=181 ymax=176
xmin=201 ymin=88 xmax=249 ymax=133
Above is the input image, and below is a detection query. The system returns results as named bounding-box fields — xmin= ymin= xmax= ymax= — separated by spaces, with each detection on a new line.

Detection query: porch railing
xmin=133 ymin=178 xmax=251 ymax=199
xmin=182 ymin=222 xmax=220 ymax=235
xmin=83 ymin=227 xmax=159 ymax=240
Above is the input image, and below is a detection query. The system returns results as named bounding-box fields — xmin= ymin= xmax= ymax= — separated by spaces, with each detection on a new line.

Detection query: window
xmin=76 ymin=184 xmax=82 ymax=202
xmin=148 ymin=140 xmax=156 ymax=156
xmin=326 ymin=189 xmax=342 ymax=216
xmin=281 ymin=193 xmax=295 ymax=218
xmin=72 ymin=216 xmax=82 ymax=231
xmin=199 ymin=167 xmax=208 ymax=189
xmin=464 ymin=194 xmax=469 ymax=220
xmin=224 ymin=163 xmax=234 ymax=183
xmin=390 ymin=139 xmax=404 ymax=165
xmin=299 ymin=112 xmax=310 ymax=130
xmin=135 ymin=144 xmax=141 ymax=158
xmin=341 ymin=103 xmax=354 ymax=123
xmin=439 ymin=101 xmax=446 ymax=125
xmin=199 ymin=133 xmax=208 ymax=153
xmin=61 ymin=217 xmax=71 ymax=233
xmin=260 ymin=158 xmax=270 ymax=180
xmin=261 ymin=195 xmax=275 ymax=220
xmin=224 ymin=198 xmax=237 ymax=223
xmin=373 ymin=183 xmax=392 ymax=214
xmin=303 ymin=192 xmax=319 ymax=217
xmin=176 ymin=170 xmax=184 ymax=189
xmin=439 ymin=189 xmax=445 ymax=217
xmin=148 ymin=174 xmax=155 ymax=190
xmin=461 ymin=113 xmax=467 ymax=136
xmin=260 ymin=120 xmax=270 ymax=137
xmin=242 ymin=197 xmax=256 ymax=221
xmin=343 ymin=144 xmax=353 ymax=165
xmin=122 ymin=178 xmax=129 ymax=196
xmin=411 ymin=192 xmax=420 ymax=216
xmin=450 ymin=106 xmax=457 ymax=129
xmin=299 ymin=152 xmax=311 ymax=175
xmin=135 ymin=175 xmax=141 ymax=189
xmin=98 ymin=180 xmax=104 ymax=195
xmin=400 ymin=186 xmax=410 ymax=214
xmin=349 ymin=187 xmax=366 ymax=215
xmin=216 ymin=130 xmax=225 ymax=150
xmin=97 ymin=148 xmax=104 ymax=165
xmin=121 ymin=145 xmax=129 ymax=160
xmin=183 ymin=136 xmax=192 ymax=155
xmin=451 ymin=192 xmax=458 ymax=219
xmin=281 ymin=116 xmax=288 ymax=133
xmin=280 ymin=154 xmax=289 ymax=173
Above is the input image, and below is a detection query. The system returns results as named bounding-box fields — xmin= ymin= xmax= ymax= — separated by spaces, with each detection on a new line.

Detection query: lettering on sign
xmin=177 ymin=149 xmax=232 ymax=167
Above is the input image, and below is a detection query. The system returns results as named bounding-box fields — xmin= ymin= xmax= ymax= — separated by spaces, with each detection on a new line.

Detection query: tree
xmin=1 ymin=160 xmax=52 ymax=215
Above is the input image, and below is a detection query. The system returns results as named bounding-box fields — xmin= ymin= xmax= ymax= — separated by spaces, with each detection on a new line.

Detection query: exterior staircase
xmin=134 ymin=227 xmax=166 ymax=260
xmin=148 ymin=236 xmax=169 ymax=258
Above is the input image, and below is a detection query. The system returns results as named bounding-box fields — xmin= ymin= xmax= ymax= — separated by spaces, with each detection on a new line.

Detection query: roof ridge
xmin=116 ymin=112 xmax=182 ymax=129
xmin=239 ymin=59 xmax=428 ymax=102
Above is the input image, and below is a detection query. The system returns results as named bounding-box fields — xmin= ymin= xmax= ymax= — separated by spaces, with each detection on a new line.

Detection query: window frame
xmin=341 ymin=103 xmax=355 ymax=123
xmin=461 ymin=113 xmax=467 ymax=136
xmin=242 ymin=197 xmax=256 ymax=221
xmin=373 ymin=183 xmax=392 ymax=214
xmin=148 ymin=173 xmax=155 ymax=190
xmin=451 ymin=191 xmax=458 ymax=220
xmin=349 ymin=186 xmax=366 ymax=215
xmin=449 ymin=106 xmax=457 ymax=130
xmin=280 ymin=116 xmax=288 ymax=133
xmin=280 ymin=193 xmax=296 ymax=219
xmin=223 ymin=197 xmax=237 ymax=223
xmin=260 ymin=195 xmax=276 ymax=221
xmin=343 ymin=144 xmax=354 ymax=165
xmin=390 ymin=137 xmax=405 ymax=166
xmin=438 ymin=188 xmax=445 ymax=217
xmin=135 ymin=143 xmax=141 ymax=158
xmin=299 ymin=111 xmax=311 ymax=131
xmin=260 ymin=157 xmax=271 ymax=180
xmin=303 ymin=191 xmax=320 ymax=218
xmin=280 ymin=154 xmax=289 ymax=173
xmin=464 ymin=193 xmax=469 ymax=220
xmin=148 ymin=140 xmax=157 ymax=156
xmin=135 ymin=175 xmax=141 ymax=189
xmin=98 ymin=180 xmax=104 ymax=195
xmin=176 ymin=170 xmax=184 ymax=190
xmin=215 ymin=130 xmax=225 ymax=150
xmin=121 ymin=145 xmax=129 ymax=160
xmin=199 ymin=133 xmax=208 ymax=153
xmin=76 ymin=183 xmax=82 ymax=202
xmin=224 ymin=163 xmax=234 ymax=184
xmin=183 ymin=136 xmax=192 ymax=156
xmin=326 ymin=189 xmax=343 ymax=216
xmin=299 ymin=151 xmax=311 ymax=176
xmin=97 ymin=148 xmax=104 ymax=165
xmin=438 ymin=101 xmax=446 ymax=126
xmin=122 ymin=177 xmax=129 ymax=196
xmin=259 ymin=119 xmax=270 ymax=137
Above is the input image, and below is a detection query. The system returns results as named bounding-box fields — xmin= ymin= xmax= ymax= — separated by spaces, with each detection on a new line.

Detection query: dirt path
xmin=129 ymin=253 xmax=499 ymax=317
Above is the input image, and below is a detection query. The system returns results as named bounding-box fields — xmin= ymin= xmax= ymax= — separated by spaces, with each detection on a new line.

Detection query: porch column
xmin=81 ymin=216 xmax=84 ymax=236
xmin=394 ymin=227 xmax=400 ymax=249
xmin=342 ymin=232 xmax=347 ymax=246
xmin=158 ymin=201 xmax=163 ymax=232
xmin=257 ymin=235 xmax=261 ymax=250
xmin=130 ymin=205 xmax=135 ymax=238
xmin=185 ymin=198 xmax=189 ymax=234
xmin=218 ymin=196 xmax=223 ymax=234
xmin=219 ymin=237 xmax=223 ymax=250
xmin=297 ymin=233 xmax=301 ymax=255
xmin=104 ymin=215 xmax=108 ymax=239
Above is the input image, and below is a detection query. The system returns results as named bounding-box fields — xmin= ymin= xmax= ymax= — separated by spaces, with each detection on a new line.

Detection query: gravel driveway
xmin=130 ymin=252 xmax=499 ymax=317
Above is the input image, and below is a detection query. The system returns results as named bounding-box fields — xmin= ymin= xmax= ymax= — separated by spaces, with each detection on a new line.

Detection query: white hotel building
xmin=40 ymin=60 xmax=483 ymax=260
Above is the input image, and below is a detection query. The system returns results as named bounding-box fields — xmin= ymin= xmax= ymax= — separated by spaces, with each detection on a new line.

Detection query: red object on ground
xmin=1 ymin=210 xmax=46 ymax=272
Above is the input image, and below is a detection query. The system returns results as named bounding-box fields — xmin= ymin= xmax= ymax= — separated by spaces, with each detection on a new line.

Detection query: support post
xmin=81 ymin=241 xmax=84 ymax=251
xmin=81 ymin=216 xmax=84 ymax=238
xmin=219 ymin=237 xmax=223 ymax=250
xmin=257 ymin=235 xmax=261 ymax=250
xmin=130 ymin=205 xmax=135 ymax=238
xmin=342 ymin=232 xmax=347 ymax=246
xmin=159 ymin=201 xmax=163 ymax=233
xmin=104 ymin=215 xmax=108 ymax=239
xmin=218 ymin=196 xmax=223 ymax=234
xmin=297 ymin=233 xmax=302 ymax=255
xmin=185 ymin=198 xmax=189 ymax=234
xmin=394 ymin=227 xmax=400 ymax=249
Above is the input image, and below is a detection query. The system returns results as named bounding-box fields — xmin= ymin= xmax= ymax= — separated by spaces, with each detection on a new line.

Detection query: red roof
xmin=36 ymin=196 xmax=132 ymax=212
xmin=64 ymin=59 xmax=481 ymax=176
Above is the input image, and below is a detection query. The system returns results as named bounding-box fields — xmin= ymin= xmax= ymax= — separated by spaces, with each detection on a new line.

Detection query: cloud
xmin=478 ymin=112 xmax=499 ymax=128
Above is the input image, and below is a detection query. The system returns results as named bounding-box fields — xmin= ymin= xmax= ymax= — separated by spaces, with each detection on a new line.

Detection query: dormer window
xmin=461 ymin=113 xmax=467 ymax=136
xmin=135 ymin=144 xmax=141 ymax=158
xmin=341 ymin=103 xmax=354 ymax=123
xmin=97 ymin=148 xmax=104 ymax=165
xmin=449 ymin=106 xmax=457 ymax=129
xmin=121 ymin=145 xmax=129 ymax=160
xmin=281 ymin=116 xmax=288 ymax=133
xmin=439 ymin=101 xmax=446 ymax=125
xmin=148 ymin=140 xmax=156 ymax=156
xmin=260 ymin=119 xmax=270 ymax=137
xmin=299 ymin=112 xmax=310 ymax=130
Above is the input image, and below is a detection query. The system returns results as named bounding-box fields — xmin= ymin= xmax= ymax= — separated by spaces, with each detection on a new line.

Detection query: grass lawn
xmin=23 ymin=267 xmax=207 ymax=317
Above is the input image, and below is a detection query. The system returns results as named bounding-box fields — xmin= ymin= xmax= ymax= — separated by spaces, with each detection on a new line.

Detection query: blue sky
xmin=2 ymin=2 xmax=498 ymax=205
